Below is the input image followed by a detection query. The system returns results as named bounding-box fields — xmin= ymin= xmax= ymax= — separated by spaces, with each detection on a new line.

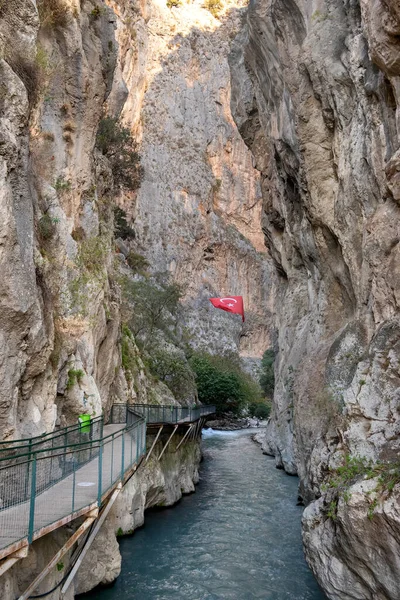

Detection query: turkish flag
xmin=209 ymin=296 xmax=245 ymax=322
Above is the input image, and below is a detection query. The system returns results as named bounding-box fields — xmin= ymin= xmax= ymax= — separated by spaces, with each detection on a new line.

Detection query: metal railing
xmin=122 ymin=404 xmax=216 ymax=424
xmin=0 ymin=417 xmax=104 ymax=461
xmin=0 ymin=403 xmax=215 ymax=556
xmin=0 ymin=413 xmax=146 ymax=553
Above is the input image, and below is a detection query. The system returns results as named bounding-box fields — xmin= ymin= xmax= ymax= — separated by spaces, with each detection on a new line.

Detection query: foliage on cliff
xmin=259 ymin=348 xmax=275 ymax=398
xmin=96 ymin=117 xmax=143 ymax=191
xmin=122 ymin=275 xmax=183 ymax=351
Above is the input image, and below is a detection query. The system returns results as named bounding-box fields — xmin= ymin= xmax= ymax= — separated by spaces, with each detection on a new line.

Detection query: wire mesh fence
xmin=0 ymin=417 xmax=104 ymax=463
xmin=128 ymin=404 xmax=215 ymax=424
xmin=0 ymin=402 xmax=214 ymax=557
xmin=0 ymin=416 xmax=146 ymax=554
xmin=109 ymin=404 xmax=127 ymax=424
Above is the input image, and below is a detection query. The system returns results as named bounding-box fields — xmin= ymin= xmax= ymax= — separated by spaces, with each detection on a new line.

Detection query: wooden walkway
xmin=0 ymin=404 xmax=215 ymax=565
xmin=0 ymin=424 xmax=128 ymax=559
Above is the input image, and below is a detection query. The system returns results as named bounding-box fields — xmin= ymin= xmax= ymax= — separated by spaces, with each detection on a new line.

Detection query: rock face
xmin=229 ymin=0 xmax=400 ymax=597
xmin=111 ymin=0 xmax=273 ymax=361
xmin=0 ymin=0 xmax=271 ymax=436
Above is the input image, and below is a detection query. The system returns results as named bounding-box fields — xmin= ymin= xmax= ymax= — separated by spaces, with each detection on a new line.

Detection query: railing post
xmin=111 ymin=435 xmax=114 ymax=486
xmin=24 ymin=438 xmax=33 ymax=501
xmin=136 ymin=425 xmax=140 ymax=462
xmin=121 ymin=433 xmax=125 ymax=480
xmin=72 ymin=459 xmax=76 ymax=513
xmin=28 ymin=455 xmax=37 ymax=544
xmin=98 ymin=442 xmax=103 ymax=505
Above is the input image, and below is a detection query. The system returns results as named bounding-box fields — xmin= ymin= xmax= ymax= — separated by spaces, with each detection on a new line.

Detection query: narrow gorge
xmin=0 ymin=0 xmax=400 ymax=599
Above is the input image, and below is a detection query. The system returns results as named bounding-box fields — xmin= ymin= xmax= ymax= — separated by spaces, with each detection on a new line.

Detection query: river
xmin=81 ymin=429 xmax=326 ymax=600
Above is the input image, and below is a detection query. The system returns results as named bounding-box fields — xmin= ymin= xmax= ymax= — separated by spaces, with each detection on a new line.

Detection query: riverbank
xmin=206 ymin=414 xmax=268 ymax=431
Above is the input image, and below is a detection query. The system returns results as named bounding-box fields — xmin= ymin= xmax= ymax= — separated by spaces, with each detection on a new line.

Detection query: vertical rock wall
xmin=229 ymin=0 xmax=400 ymax=597
xmin=109 ymin=0 xmax=273 ymax=360
xmin=0 ymin=0 xmax=272 ymax=438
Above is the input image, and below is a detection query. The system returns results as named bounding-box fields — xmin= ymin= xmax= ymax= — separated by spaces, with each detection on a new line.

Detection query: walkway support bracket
xmin=158 ymin=425 xmax=178 ymax=461
xmin=145 ymin=425 xmax=163 ymax=463
xmin=61 ymin=484 xmax=122 ymax=596
xmin=175 ymin=424 xmax=193 ymax=452
xmin=0 ymin=545 xmax=28 ymax=578
xmin=18 ymin=508 xmax=98 ymax=600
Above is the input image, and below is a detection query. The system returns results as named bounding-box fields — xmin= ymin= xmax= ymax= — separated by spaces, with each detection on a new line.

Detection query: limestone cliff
xmin=0 ymin=0 xmax=270 ymax=437
xmin=110 ymin=0 xmax=272 ymax=362
xmin=229 ymin=0 xmax=400 ymax=598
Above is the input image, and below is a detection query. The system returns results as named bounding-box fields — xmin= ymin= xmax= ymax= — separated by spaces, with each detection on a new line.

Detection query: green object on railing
xmin=78 ymin=414 xmax=91 ymax=433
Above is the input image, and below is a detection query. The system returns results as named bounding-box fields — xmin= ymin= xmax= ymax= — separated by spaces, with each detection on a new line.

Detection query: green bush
xmin=166 ymin=0 xmax=181 ymax=7
xmin=122 ymin=277 xmax=183 ymax=350
xmin=189 ymin=352 xmax=262 ymax=415
xmin=76 ymin=237 xmax=108 ymax=280
xmin=54 ymin=175 xmax=71 ymax=193
xmin=38 ymin=214 xmax=59 ymax=240
xmin=37 ymin=0 xmax=71 ymax=28
xmin=126 ymin=251 xmax=149 ymax=275
xmin=260 ymin=348 xmax=275 ymax=398
xmin=248 ymin=399 xmax=271 ymax=420
xmin=66 ymin=368 xmax=84 ymax=389
xmin=114 ymin=206 xmax=135 ymax=240
xmin=96 ymin=117 xmax=144 ymax=191
xmin=204 ymin=0 xmax=222 ymax=17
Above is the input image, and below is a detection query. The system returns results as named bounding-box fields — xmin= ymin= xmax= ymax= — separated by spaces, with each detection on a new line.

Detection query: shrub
xmin=322 ymin=455 xmax=400 ymax=520
xmin=96 ymin=117 xmax=144 ymax=191
xmin=54 ymin=175 xmax=71 ymax=192
xmin=76 ymin=237 xmax=108 ymax=280
xmin=248 ymin=399 xmax=271 ymax=420
xmin=66 ymin=368 xmax=84 ymax=389
xmin=189 ymin=352 xmax=262 ymax=415
xmin=148 ymin=349 xmax=196 ymax=401
xmin=204 ymin=0 xmax=222 ymax=17
xmin=38 ymin=214 xmax=59 ymax=240
xmin=90 ymin=5 xmax=106 ymax=19
xmin=114 ymin=206 xmax=135 ymax=240
xmin=126 ymin=251 xmax=149 ymax=275
xmin=121 ymin=326 xmax=137 ymax=382
xmin=166 ymin=0 xmax=181 ymax=7
xmin=260 ymin=348 xmax=275 ymax=398
xmin=37 ymin=0 xmax=71 ymax=28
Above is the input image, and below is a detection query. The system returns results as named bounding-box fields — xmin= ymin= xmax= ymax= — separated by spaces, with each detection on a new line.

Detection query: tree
xmin=148 ymin=349 xmax=196 ymax=401
xmin=96 ymin=117 xmax=143 ymax=191
xmin=260 ymin=349 xmax=275 ymax=398
xmin=189 ymin=352 xmax=262 ymax=415
xmin=121 ymin=276 xmax=183 ymax=350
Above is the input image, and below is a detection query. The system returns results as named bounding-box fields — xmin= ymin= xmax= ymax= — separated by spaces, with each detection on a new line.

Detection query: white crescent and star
xmin=220 ymin=297 xmax=238 ymax=308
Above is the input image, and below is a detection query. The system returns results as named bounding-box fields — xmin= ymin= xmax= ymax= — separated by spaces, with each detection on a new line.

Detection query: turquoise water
xmin=81 ymin=429 xmax=326 ymax=600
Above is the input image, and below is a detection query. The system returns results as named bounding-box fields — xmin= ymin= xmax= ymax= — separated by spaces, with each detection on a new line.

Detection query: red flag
xmin=209 ymin=296 xmax=245 ymax=322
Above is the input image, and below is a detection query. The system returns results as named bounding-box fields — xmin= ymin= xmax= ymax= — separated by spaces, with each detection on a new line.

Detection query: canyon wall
xmin=0 ymin=0 xmax=271 ymax=597
xmin=0 ymin=0 xmax=271 ymax=440
xmin=229 ymin=0 xmax=400 ymax=598
xmin=110 ymin=0 xmax=273 ymax=361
